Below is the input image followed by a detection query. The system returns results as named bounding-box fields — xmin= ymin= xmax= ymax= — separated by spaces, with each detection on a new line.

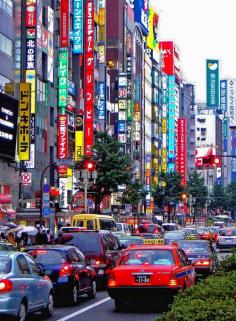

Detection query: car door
xmin=25 ymin=254 xmax=48 ymax=308
xmin=177 ymin=249 xmax=195 ymax=287
xmin=75 ymin=248 xmax=91 ymax=290
xmin=103 ymin=233 xmax=120 ymax=269
xmin=69 ymin=248 xmax=87 ymax=292
xmin=16 ymin=254 xmax=40 ymax=311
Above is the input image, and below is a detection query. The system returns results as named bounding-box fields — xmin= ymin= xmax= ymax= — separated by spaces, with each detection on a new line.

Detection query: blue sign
xmin=73 ymin=0 xmax=83 ymax=54
xmin=97 ymin=82 xmax=106 ymax=120
xmin=43 ymin=184 xmax=50 ymax=193
xmin=68 ymin=80 xmax=76 ymax=96
xmin=134 ymin=0 xmax=149 ymax=36
xmin=118 ymin=121 xmax=126 ymax=133
xmin=42 ymin=207 xmax=51 ymax=216
xmin=220 ymin=80 xmax=227 ymax=111
xmin=168 ymin=75 xmax=175 ymax=160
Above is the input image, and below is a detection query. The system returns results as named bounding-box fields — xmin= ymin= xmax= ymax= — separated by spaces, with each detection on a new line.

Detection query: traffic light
xmin=83 ymin=160 xmax=95 ymax=171
xmin=202 ymin=155 xmax=222 ymax=167
xmin=181 ymin=193 xmax=187 ymax=201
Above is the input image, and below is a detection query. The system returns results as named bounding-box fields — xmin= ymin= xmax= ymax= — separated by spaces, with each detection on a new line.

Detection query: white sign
xmin=59 ymin=177 xmax=68 ymax=209
xmin=21 ymin=172 xmax=32 ymax=185
xmin=227 ymin=79 xmax=236 ymax=126
xmin=25 ymin=144 xmax=35 ymax=169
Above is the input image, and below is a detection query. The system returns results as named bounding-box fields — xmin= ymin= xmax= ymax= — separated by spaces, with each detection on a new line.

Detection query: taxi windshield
xmin=120 ymin=249 xmax=175 ymax=266
xmin=178 ymin=241 xmax=209 ymax=253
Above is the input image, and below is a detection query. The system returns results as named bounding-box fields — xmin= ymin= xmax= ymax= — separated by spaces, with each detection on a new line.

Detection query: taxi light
xmin=195 ymin=260 xmax=210 ymax=266
xmin=169 ymin=279 xmax=178 ymax=287
xmin=59 ymin=264 xmax=72 ymax=277
xmin=108 ymin=279 xmax=117 ymax=287
xmin=0 ymin=279 xmax=12 ymax=292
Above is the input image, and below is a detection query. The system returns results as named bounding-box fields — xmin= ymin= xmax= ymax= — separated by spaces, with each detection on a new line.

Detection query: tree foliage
xmin=208 ymin=183 xmax=226 ymax=213
xmin=119 ymin=181 xmax=147 ymax=208
xmin=92 ymin=132 xmax=131 ymax=212
xmin=186 ymin=171 xmax=208 ymax=211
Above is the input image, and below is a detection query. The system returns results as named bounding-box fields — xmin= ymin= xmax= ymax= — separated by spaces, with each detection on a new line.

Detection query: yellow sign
xmin=5 ymin=83 xmax=15 ymax=98
xmin=19 ymin=83 xmax=31 ymax=160
xmin=147 ymin=7 xmax=159 ymax=51
xmin=25 ymin=70 xmax=36 ymax=113
xmin=162 ymin=118 xmax=167 ymax=134
xmin=143 ymin=239 xmax=164 ymax=245
xmin=75 ymin=131 xmax=84 ymax=161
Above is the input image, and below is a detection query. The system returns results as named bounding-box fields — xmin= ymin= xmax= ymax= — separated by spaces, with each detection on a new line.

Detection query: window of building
xmin=50 ymin=107 xmax=54 ymax=126
xmin=0 ymin=0 xmax=13 ymax=17
xmin=0 ymin=33 xmax=13 ymax=57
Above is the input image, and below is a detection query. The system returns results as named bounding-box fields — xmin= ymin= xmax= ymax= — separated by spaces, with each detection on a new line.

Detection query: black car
xmin=25 ymin=245 xmax=97 ymax=305
xmin=58 ymin=230 xmax=121 ymax=287
xmin=177 ymin=240 xmax=218 ymax=277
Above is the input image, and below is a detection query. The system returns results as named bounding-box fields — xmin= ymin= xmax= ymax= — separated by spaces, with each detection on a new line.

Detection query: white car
xmin=216 ymin=228 xmax=236 ymax=250
xmin=113 ymin=223 xmax=131 ymax=236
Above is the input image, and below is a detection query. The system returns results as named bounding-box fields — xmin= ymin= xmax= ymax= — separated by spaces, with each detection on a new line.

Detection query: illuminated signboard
xmin=160 ymin=41 xmax=174 ymax=75
xmin=206 ymin=59 xmax=219 ymax=109
xmin=18 ymin=83 xmax=31 ymax=161
xmin=177 ymin=118 xmax=187 ymax=185
xmin=26 ymin=39 xmax=35 ymax=70
xmin=59 ymin=177 xmax=68 ymax=209
xmin=0 ymin=93 xmax=18 ymax=160
xmin=147 ymin=6 xmax=159 ymax=50
xmin=26 ymin=0 xmax=36 ymax=27
xmin=60 ymin=0 xmax=69 ymax=47
xmin=73 ymin=0 xmax=83 ymax=54
xmin=75 ymin=114 xmax=84 ymax=161
xmin=97 ymin=82 xmax=105 ymax=120
xmin=58 ymin=50 xmax=68 ymax=108
xmin=168 ymin=75 xmax=175 ymax=159
xmin=227 ymin=79 xmax=236 ymax=126
xmin=84 ymin=0 xmax=94 ymax=156
xmin=134 ymin=0 xmax=149 ymax=36
xmin=220 ymin=80 xmax=227 ymax=112
xmin=57 ymin=114 xmax=68 ymax=159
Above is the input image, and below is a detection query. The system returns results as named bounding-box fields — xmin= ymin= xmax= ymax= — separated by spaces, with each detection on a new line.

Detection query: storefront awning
xmin=0 ymin=194 xmax=12 ymax=204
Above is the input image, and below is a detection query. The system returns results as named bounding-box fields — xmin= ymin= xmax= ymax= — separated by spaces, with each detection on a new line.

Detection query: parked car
xmin=25 ymin=245 xmax=97 ymax=305
xmin=0 ymin=251 xmax=54 ymax=321
xmin=177 ymin=240 xmax=219 ymax=276
xmin=108 ymin=244 xmax=195 ymax=311
xmin=59 ymin=230 xmax=121 ymax=287
xmin=216 ymin=228 xmax=236 ymax=250
xmin=0 ymin=241 xmax=17 ymax=251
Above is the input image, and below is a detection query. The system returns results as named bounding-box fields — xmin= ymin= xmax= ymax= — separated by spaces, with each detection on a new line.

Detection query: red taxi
xmin=108 ymin=244 xmax=195 ymax=311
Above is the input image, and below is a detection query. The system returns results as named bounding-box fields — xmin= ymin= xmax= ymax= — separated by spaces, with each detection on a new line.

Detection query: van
xmin=72 ymin=214 xmax=116 ymax=231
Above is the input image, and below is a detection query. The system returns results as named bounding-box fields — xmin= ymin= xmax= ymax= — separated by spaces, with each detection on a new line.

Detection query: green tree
xmin=92 ymin=132 xmax=131 ymax=213
xmin=225 ymin=182 xmax=236 ymax=215
xmin=208 ymin=183 xmax=226 ymax=213
xmin=119 ymin=180 xmax=147 ymax=210
xmin=187 ymin=171 xmax=208 ymax=219
xmin=152 ymin=171 xmax=184 ymax=222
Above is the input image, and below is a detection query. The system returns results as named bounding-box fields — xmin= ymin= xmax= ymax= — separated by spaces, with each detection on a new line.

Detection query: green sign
xmin=127 ymin=100 xmax=133 ymax=121
xmin=58 ymin=50 xmax=68 ymax=108
xmin=206 ymin=59 xmax=219 ymax=109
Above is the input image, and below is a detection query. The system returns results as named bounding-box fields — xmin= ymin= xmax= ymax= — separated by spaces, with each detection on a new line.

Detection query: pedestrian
xmin=47 ymin=230 xmax=52 ymax=244
xmin=7 ymin=232 xmax=16 ymax=246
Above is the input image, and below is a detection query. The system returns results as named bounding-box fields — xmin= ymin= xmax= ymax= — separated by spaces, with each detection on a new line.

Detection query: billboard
xmin=227 ymin=79 xmax=236 ymax=126
xmin=168 ymin=75 xmax=175 ymax=160
xmin=220 ymin=80 xmax=227 ymax=112
xmin=147 ymin=6 xmax=159 ymax=50
xmin=84 ymin=0 xmax=94 ymax=156
xmin=159 ymin=42 xmax=174 ymax=75
xmin=60 ymin=0 xmax=69 ymax=47
xmin=97 ymin=82 xmax=106 ymax=120
xmin=73 ymin=0 xmax=83 ymax=54
xmin=57 ymin=114 xmax=68 ymax=159
xmin=26 ymin=0 xmax=36 ymax=27
xmin=206 ymin=59 xmax=219 ymax=108
xmin=134 ymin=0 xmax=149 ymax=36
xmin=74 ymin=114 xmax=84 ymax=161
xmin=18 ymin=83 xmax=31 ymax=161
xmin=58 ymin=50 xmax=68 ymax=108
xmin=177 ymin=118 xmax=187 ymax=186
xmin=59 ymin=177 xmax=68 ymax=209
xmin=0 ymin=93 xmax=18 ymax=160
xmin=26 ymin=39 xmax=36 ymax=70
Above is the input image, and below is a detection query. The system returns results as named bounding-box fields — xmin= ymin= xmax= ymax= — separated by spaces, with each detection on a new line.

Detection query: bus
xmin=71 ymin=213 xmax=116 ymax=231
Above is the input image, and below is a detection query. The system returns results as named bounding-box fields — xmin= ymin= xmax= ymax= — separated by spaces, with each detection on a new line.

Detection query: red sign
xmin=60 ymin=0 xmax=69 ymax=47
xmin=58 ymin=165 xmax=68 ymax=175
xmin=21 ymin=172 xmax=32 ymax=185
xmin=177 ymin=118 xmax=187 ymax=186
xmin=84 ymin=0 xmax=94 ymax=156
xmin=57 ymin=115 xmax=68 ymax=159
xmin=26 ymin=3 xmax=37 ymax=27
xmin=159 ymin=41 xmax=174 ymax=76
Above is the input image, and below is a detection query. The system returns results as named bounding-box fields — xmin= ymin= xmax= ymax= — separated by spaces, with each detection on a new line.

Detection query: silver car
xmin=0 ymin=251 xmax=54 ymax=321
xmin=216 ymin=228 xmax=236 ymax=250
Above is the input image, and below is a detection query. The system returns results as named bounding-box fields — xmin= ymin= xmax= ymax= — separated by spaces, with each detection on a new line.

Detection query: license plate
xmin=135 ymin=275 xmax=150 ymax=283
xmin=143 ymin=239 xmax=164 ymax=245
xmin=225 ymin=238 xmax=233 ymax=242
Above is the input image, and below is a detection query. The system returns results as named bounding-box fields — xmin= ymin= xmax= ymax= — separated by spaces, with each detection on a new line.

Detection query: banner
xmin=58 ymin=50 xmax=68 ymax=108
xmin=177 ymin=118 xmax=187 ymax=186
xmin=75 ymin=113 xmax=84 ymax=161
xmin=206 ymin=59 xmax=219 ymax=108
xmin=57 ymin=114 xmax=68 ymax=159
xmin=19 ymin=83 xmax=31 ymax=160
xmin=60 ymin=0 xmax=69 ymax=47
xmin=59 ymin=177 xmax=68 ymax=209
xmin=73 ymin=0 xmax=83 ymax=54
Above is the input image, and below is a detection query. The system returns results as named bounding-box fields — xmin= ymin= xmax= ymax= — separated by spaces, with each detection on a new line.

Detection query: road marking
xmin=55 ymin=297 xmax=111 ymax=321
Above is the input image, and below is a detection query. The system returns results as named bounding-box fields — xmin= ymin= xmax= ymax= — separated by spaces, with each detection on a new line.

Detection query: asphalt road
xmin=27 ymin=251 xmax=232 ymax=321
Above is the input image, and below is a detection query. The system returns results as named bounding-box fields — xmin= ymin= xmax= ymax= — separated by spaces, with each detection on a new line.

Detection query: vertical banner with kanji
xmin=19 ymin=83 xmax=31 ymax=160
xmin=57 ymin=114 xmax=68 ymax=159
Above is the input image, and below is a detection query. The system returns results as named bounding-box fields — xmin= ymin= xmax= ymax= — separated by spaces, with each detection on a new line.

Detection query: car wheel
xmin=87 ymin=280 xmax=97 ymax=299
xmin=17 ymin=302 xmax=26 ymax=321
xmin=69 ymin=284 xmax=79 ymax=305
xmin=41 ymin=293 xmax=54 ymax=318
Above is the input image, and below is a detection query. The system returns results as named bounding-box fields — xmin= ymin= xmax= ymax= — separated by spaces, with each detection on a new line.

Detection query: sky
xmin=150 ymin=0 xmax=236 ymax=102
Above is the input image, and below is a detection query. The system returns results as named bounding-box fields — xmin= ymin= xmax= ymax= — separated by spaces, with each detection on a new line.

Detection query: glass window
xmin=99 ymin=219 xmax=116 ymax=231
xmin=0 ymin=257 xmax=11 ymax=273
xmin=28 ymin=249 xmax=66 ymax=265
xmin=87 ymin=220 xmax=95 ymax=229
xmin=0 ymin=0 xmax=13 ymax=17
xmin=120 ymin=250 xmax=174 ymax=266
xmin=17 ymin=255 xmax=31 ymax=275
xmin=26 ymin=255 xmax=42 ymax=276
xmin=0 ymin=33 xmax=13 ymax=57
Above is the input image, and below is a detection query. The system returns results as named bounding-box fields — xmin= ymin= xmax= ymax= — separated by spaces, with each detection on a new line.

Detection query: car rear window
xmin=219 ymin=229 xmax=236 ymax=236
xmin=162 ymin=225 xmax=176 ymax=231
xmin=178 ymin=241 xmax=209 ymax=253
xmin=60 ymin=233 xmax=101 ymax=254
xmin=27 ymin=250 xmax=66 ymax=265
xmin=164 ymin=232 xmax=184 ymax=239
xmin=138 ymin=225 xmax=157 ymax=233
xmin=120 ymin=249 xmax=174 ymax=266
xmin=0 ymin=257 xmax=11 ymax=273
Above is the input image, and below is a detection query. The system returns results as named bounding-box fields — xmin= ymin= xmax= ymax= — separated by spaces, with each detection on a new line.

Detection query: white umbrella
xmin=6 ymin=226 xmax=23 ymax=235
xmin=17 ymin=226 xmax=38 ymax=238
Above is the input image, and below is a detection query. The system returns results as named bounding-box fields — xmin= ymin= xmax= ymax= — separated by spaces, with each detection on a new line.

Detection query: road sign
xmin=21 ymin=172 xmax=32 ymax=185
xmin=43 ymin=184 xmax=50 ymax=193
xmin=57 ymin=158 xmax=74 ymax=166
xmin=42 ymin=207 xmax=51 ymax=216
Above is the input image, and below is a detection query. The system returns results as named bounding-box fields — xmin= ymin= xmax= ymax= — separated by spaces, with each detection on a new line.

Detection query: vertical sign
xmin=19 ymin=83 xmax=31 ymax=161
xmin=227 ymin=79 xmax=236 ymax=126
xmin=47 ymin=6 xmax=54 ymax=83
xmin=97 ymin=82 xmax=105 ymax=120
xmin=159 ymin=41 xmax=174 ymax=75
xmin=206 ymin=59 xmax=219 ymax=108
xmin=168 ymin=75 xmax=175 ymax=159
xmin=58 ymin=50 xmax=68 ymax=108
xmin=84 ymin=0 xmax=94 ymax=156
xmin=220 ymin=80 xmax=227 ymax=112
xmin=178 ymin=118 xmax=187 ymax=186
xmin=57 ymin=114 xmax=68 ymax=159
xmin=75 ymin=113 xmax=84 ymax=161
xmin=26 ymin=0 xmax=36 ymax=27
xmin=73 ymin=0 xmax=83 ymax=54
xmin=60 ymin=0 xmax=69 ymax=47
xmin=59 ymin=177 xmax=68 ymax=209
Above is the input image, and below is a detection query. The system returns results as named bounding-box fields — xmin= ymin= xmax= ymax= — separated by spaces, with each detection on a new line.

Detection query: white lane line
xmin=55 ymin=297 xmax=111 ymax=321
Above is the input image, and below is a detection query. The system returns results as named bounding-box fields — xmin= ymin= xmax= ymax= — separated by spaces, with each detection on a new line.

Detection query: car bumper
xmin=108 ymin=286 xmax=181 ymax=299
xmin=217 ymin=243 xmax=236 ymax=249
xmin=0 ymin=295 xmax=21 ymax=317
xmin=194 ymin=266 xmax=211 ymax=276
